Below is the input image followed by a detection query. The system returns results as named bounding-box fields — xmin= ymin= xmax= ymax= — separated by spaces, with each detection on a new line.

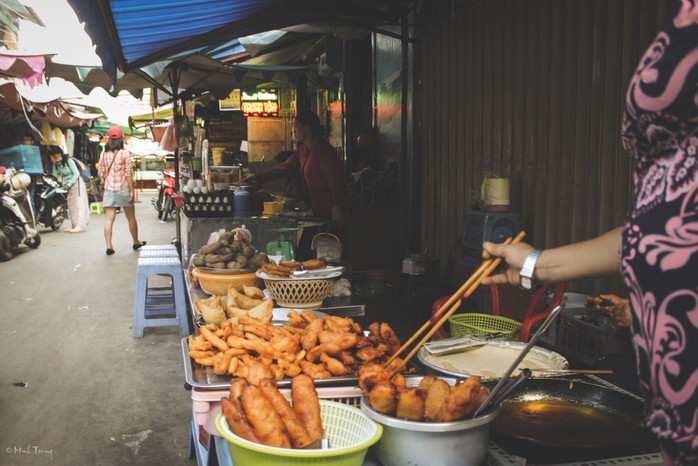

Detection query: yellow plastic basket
xmin=448 ymin=313 xmax=522 ymax=340
xmin=216 ymin=400 xmax=382 ymax=466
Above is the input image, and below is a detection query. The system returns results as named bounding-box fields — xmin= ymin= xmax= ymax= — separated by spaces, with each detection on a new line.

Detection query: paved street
xmin=0 ymin=192 xmax=193 ymax=466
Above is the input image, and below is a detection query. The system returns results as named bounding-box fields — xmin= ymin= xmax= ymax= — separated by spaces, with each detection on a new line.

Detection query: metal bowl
xmin=360 ymin=376 xmax=501 ymax=466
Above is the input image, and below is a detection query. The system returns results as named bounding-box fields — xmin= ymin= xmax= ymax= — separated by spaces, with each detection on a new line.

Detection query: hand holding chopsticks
xmin=384 ymin=230 xmax=527 ymax=374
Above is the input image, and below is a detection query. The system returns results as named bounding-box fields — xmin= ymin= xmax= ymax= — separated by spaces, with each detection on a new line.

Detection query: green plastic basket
xmin=448 ymin=313 xmax=522 ymax=340
xmin=216 ymin=400 xmax=382 ymax=466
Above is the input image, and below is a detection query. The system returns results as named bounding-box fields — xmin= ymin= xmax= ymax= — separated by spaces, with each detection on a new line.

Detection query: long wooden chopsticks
xmin=384 ymin=230 xmax=527 ymax=373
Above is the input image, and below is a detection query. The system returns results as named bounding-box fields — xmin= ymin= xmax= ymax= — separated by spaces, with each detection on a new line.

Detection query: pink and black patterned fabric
xmin=620 ymin=1 xmax=698 ymax=463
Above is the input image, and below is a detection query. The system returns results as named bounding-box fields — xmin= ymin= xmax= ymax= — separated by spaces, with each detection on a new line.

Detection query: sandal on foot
xmin=132 ymin=241 xmax=147 ymax=251
xmin=106 ymin=248 xmax=115 ymax=256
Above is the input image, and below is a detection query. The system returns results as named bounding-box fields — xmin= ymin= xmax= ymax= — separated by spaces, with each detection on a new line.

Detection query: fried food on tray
xmin=300 ymin=259 xmax=326 ymax=270
xmin=243 ymin=285 xmax=265 ymax=299
xmin=190 ymin=315 xmax=404 ymax=384
xmin=195 ymin=286 xmax=273 ymax=325
xmin=259 ymin=259 xmax=327 ymax=278
xmin=292 ymin=374 xmax=324 ymax=443
xmin=194 ymin=296 xmax=227 ymax=325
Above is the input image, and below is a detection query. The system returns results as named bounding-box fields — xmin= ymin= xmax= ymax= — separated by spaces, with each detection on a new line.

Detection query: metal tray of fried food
xmin=182 ymin=337 xmax=363 ymax=389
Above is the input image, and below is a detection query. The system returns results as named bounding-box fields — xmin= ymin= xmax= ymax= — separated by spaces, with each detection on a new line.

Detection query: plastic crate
xmin=448 ymin=313 xmax=522 ymax=340
xmin=0 ymin=144 xmax=43 ymax=174
xmin=542 ymin=307 xmax=633 ymax=367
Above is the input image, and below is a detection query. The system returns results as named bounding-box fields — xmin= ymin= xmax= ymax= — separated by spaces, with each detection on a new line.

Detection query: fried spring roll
xmin=221 ymin=397 xmax=259 ymax=443
xmin=259 ymin=378 xmax=315 ymax=448
xmin=291 ymin=374 xmax=324 ymax=442
xmin=241 ymin=383 xmax=291 ymax=448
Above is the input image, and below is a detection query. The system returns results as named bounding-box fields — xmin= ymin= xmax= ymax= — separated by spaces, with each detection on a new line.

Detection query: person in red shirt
xmin=242 ymin=111 xmax=348 ymax=259
xmin=244 ymin=111 xmax=347 ymax=224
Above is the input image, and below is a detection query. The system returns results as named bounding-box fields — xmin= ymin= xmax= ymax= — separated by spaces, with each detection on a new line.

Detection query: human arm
xmin=123 ymin=151 xmax=135 ymax=201
xmin=251 ymin=154 xmax=299 ymax=185
xmin=481 ymin=226 xmax=622 ymax=287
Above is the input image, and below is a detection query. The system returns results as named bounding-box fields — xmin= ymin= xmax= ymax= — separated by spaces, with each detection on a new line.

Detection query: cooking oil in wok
xmin=492 ymin=400 xmax=646 ymax=447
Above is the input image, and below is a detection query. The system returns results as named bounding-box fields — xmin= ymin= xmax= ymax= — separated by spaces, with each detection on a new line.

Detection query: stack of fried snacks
xmin=359 ymin=365 xmax=491 ymax=422
xmin=221 ymin=374 xmax=323 ymax=449
xmin=187 ymin=311 xmax=405 ymax=382
xmin=194 ymin=285 xmax=273 ymax=325
xmin=260 ymin=259 xmax=327 ymax=278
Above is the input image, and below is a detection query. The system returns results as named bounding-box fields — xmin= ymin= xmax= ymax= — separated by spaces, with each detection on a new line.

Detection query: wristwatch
xmin=520 ymin=249 xmax=542 ymax=290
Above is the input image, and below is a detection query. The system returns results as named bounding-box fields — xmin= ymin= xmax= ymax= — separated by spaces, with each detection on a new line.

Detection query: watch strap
xmin=520 ymin=249 xmax=542 ymax=288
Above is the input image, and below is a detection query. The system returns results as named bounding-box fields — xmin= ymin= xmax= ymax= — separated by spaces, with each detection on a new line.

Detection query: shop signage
xmin=241 ymin=89 xmax=279 ymax=117
xmin=219 ymin=89 xmax=241 ymax=111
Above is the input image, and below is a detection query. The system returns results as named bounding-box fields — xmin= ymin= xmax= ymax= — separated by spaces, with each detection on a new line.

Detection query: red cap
xmin=108 ymin=126 xmax=123 ymax=139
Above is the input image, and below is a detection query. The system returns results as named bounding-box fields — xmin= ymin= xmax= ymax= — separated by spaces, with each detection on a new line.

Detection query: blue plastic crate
xmin=0 ymin=144 xmax=43 ymax=174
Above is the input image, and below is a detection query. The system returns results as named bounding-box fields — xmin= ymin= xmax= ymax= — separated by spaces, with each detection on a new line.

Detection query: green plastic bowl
xmin=215 ymin=400 xmax=383 ymax=466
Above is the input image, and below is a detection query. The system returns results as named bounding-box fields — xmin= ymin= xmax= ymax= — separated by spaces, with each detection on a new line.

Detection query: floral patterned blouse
xmin=620 ymin=1 xmax=698 ymax=462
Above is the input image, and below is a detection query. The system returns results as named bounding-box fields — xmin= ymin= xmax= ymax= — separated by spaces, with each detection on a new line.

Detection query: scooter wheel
xmin=25 ymin=233 xmax=41 ymax=249
xmin=0 ymin=231 xmax=13 ymax=261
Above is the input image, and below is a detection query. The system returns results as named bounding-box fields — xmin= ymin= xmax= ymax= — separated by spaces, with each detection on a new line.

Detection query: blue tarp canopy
xmin=66 ymin=0 xmax=407 ymax=85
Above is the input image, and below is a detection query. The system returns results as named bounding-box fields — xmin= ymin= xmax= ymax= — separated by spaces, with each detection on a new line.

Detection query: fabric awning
xmin=0 ymin=80 xmax=102 ymax=128
xmin=66 ymin=0 xmax=408 ymax=85
xmin=0 ymin=50 xmax=50 ymax=86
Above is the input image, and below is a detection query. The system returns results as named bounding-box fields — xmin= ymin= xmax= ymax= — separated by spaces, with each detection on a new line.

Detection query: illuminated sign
xmin=241 ymin=89 xmax=279 ymax=117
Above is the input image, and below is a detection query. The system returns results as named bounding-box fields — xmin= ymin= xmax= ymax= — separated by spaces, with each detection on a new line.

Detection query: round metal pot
xmin=360 ymin=396 xmax=501 ymax=466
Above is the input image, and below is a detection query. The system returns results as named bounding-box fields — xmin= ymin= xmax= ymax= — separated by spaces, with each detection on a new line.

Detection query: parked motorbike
xmin=34 ymin=173 xmax=68 ymax=231
xmin=0 ymin=166 xmax=41 ymax=261
xmin=152 ymin=167 xmax=177 ymax=221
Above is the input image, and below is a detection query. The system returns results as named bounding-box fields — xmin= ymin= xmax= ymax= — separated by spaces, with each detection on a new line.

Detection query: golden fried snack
xmin=243 ymin=285 xmax=265 ymax=299
xmin=195 ymin=296 xmax=227 ymax=325
xmin=416 ymin=375 xmax=438 ymax=394
xmin=301 ymin=259 xmax=326 ymax=270
xmin=236 ymin=294 xmax=265 ymax=310
xmin=318 ymin=330 xmax=358 ymax=350
xmin=259 ymin=378 xmax=315 ymax=449
xmin=396 ymin=388 xmax=425 ymax=421
xmin=368 ymin=381 xmax=398 ymax=415
xmin=292 ymin=375 xmax=324 ymax=443
xmin=221 ymin=396 xmax=259 ymax=443
xmin=200 ymin=325 xmax=229 ymax=352
xmin=188 ymin=350 xmax=215 ymax=359
xmin=241 ymin=383 xmax=291 ymax=448
xmin=435 ymin=376 xmax=482 ymax=422
xmin=423 ymin=379 xmax=451 ymax=421
xmin=299 ymin=360 xmax=332 ymax=379
xmin=319 ymin=353 xmax=351 ymax=376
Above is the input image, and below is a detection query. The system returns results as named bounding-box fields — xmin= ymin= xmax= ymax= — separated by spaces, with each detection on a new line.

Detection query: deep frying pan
xmin=489 ymin=377 xmax=658 ymax=463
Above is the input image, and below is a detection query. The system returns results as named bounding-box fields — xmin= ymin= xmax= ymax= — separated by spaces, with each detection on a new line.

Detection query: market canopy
xmin=0 ymin=79 xmax=102 ymax=128
xmin=66 ymin=0 xmax=409 ymax=85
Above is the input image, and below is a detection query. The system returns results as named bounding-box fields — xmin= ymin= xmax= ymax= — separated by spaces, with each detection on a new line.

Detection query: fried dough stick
xmin=259 ymin=379 xmax=315 ymax=449
xmin=241 ymin=383 xmax=291 ymax=448
xmin=292 ymin=374 xmax=324 ymax=443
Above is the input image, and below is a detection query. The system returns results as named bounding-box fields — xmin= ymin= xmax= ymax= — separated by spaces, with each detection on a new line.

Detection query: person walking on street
xmin=48 ymin=145 xmax=89 ymax=233
xmin=97 ymin=126 xmax=145 ymax=256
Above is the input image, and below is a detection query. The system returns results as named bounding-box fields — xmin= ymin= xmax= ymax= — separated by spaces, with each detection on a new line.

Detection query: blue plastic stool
xmin=133 ymin=256 xmax=189 ymax=337
xmin=139 ymin=244 xmax=179 ymax=258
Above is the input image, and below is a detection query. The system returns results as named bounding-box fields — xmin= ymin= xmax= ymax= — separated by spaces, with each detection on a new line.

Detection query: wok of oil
xmin=492 ymin=400 xmax=646 ymax=447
